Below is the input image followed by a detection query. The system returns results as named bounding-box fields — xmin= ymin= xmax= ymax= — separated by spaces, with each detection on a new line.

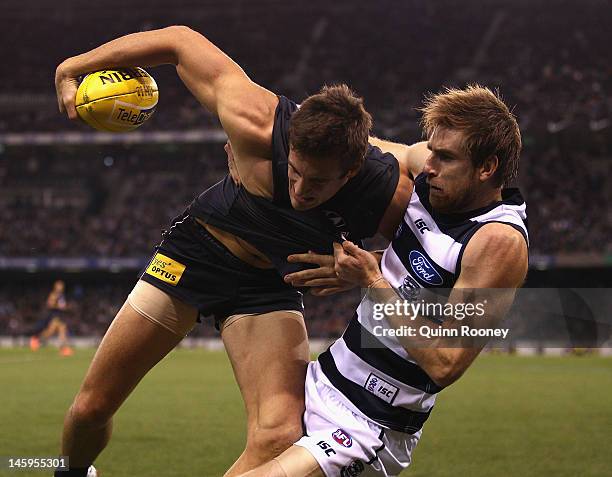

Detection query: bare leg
xmin=238 ymin=446 xmax=324 ymax=477
xmin=223 ymin=312 xmax=309 ymax=476
xmin=57 ymin=321 xmax=69 ymax=348
xmin=41 ymin=318 xmax=70 ymax=349
xmin=61 ymin=300 xmax=194 ymax=467
xmin=40 ymin=318 xmax=61 ymax=341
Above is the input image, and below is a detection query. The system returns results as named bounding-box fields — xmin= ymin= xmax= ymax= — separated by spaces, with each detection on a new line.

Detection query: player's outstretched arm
xmin=56 ymin=27 xmax=275 ymax=147
xmin=56 ymin=26 xmax=277 ymax=194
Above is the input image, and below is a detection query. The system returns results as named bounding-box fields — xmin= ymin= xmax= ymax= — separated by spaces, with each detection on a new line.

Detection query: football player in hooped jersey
xmin=237 ymin=86 xmax=529 ymax=476
xmin=54 ymin=27 xmax=421 ymax=476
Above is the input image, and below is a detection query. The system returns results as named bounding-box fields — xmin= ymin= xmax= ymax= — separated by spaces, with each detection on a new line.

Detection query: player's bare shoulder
xmin=460 ymin=222 xmax=528 ymax=288
xmin=170 ymin=27 xmax=279 ymax=199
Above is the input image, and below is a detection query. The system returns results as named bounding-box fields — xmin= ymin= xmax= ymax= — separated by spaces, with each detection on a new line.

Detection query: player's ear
xmin=479 ymin=154 xmax=499 ymax=182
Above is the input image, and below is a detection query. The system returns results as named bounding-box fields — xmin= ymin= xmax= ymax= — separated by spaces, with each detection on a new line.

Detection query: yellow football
xmin=75 ymin=67 xmax=158 ymax=132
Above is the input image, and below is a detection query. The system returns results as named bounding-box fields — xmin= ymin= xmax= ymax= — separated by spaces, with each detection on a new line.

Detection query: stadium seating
xmin=0 ymin=0 xmax=610 ymax=337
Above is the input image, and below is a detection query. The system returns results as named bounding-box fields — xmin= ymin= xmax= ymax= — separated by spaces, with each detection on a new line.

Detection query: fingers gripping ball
xmin=75 ymin=67 xmax=158 ymax=132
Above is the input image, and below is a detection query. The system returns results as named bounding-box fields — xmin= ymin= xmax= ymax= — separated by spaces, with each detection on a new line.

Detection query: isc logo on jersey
xmin=75 ymin=67 xmax=158 ymax=132
xmin=365 ymin=373 xmax=399 ymax=404
xmin=145 ymin=253 xmax=186 ymax=286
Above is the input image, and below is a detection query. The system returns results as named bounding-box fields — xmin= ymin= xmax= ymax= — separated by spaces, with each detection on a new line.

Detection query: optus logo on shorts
xmin=332 ymin=429 xmax=353 ymax=448
xmin=145 ymin=253 xmax=186 ymax=286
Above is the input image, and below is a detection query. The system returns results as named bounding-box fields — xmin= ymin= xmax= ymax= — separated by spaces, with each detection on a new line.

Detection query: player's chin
xmin=291 ymin=197 xmax=318 ymax=211
xmin=429 ymin=195 xmax=451 ymax=213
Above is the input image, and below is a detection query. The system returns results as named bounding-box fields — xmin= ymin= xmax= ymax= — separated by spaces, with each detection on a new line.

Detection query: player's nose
xmin=294 ymin=179 xmax=310 ymax=196
xmin=423 ymin=156 xmax=438 ymax=176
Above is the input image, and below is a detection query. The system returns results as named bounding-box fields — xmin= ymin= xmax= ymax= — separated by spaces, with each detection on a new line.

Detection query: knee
xmin=69 ymin=391 xmax=116 ymax=428
xmin=246 ymin=419 xmax=303 ymax=459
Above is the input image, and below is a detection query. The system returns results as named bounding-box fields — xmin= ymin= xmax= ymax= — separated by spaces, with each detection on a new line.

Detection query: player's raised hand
xmin=333 ymin=241 xmax=383 ymax=288
xmin=284 ymin=250 xmax=355 ymax=296
xmin=55 ymin=62 xmax=80 ymax=120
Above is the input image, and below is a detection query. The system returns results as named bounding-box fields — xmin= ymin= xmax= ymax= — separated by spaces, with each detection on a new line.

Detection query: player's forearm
xmin=369 ymin=136 xmax=409 ymax=162
xmin=368 ymin=283 xmax=474 ymax=388
xmin=388 ymin=321 xmax=470 ymax=388
xmin=369 ymin=137 xmax=428 ymax=176
xmin=395 ymin=338 xmax=469 ymax=388
xmin=57 ymin=26 xmax=186 ymax=78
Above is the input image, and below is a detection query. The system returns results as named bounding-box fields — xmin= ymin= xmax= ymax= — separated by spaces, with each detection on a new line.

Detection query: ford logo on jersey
xmin=332 ymin=429 xmax=353 ymax=448
xmin=409 ymin=250 xmax=443 ymax=285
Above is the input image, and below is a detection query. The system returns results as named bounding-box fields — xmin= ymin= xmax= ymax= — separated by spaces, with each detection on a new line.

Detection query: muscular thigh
xmin=222 ymin=311 xmax=309 ymax=429
xmin=78 ymin=289 xmax=197 ymax=412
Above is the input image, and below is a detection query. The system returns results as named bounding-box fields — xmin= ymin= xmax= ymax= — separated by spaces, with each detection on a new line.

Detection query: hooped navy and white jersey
xmin=317 ymin=173 xmax=528 ymax=435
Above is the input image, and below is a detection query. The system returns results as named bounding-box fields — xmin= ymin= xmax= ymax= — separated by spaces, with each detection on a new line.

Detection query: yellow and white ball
xmin=75 ymin=67 xmax=158 ymax=132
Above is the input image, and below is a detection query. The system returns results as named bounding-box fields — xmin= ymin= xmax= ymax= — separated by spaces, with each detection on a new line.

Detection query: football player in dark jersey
xmin=54 ymin=26 xmax=425 ymax=476
xmin=30 ymin=280 xmax=73 ymax=357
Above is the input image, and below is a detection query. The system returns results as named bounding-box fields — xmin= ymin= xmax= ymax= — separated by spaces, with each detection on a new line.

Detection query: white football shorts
xmin=295 ymin=361 xmax=421 ymax=477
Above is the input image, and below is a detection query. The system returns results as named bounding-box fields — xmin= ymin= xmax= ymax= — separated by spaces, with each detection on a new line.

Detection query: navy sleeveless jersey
xmin=187 ymin=96 xmax=399 ymax=277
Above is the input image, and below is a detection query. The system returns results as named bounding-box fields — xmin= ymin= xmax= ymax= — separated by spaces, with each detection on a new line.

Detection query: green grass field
xmin=1 ymin=348 xmax=611 ymax=476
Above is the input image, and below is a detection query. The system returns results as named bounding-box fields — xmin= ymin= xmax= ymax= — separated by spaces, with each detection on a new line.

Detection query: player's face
xmin=423 ymin=128 xmax=481 ymax=213
xmin=287 ymin=150 xmax=354 ymax=210
xmin=54 ymin=280 xmax=65 ymax=292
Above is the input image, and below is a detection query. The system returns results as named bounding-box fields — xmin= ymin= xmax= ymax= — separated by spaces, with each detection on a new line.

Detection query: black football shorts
xmin=140 ymin=212 xmax=303 ymax=326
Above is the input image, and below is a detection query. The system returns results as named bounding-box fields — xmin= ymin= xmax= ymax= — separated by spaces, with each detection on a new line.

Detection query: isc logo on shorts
xmin=145 ymin=253 xmax=186 ymax=286
xmin=364 ymin=373 xmax=399 ymax=404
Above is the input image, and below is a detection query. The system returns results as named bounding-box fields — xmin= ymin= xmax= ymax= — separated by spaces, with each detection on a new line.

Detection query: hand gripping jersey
xmin=187 ymin=96 xmax=399 ymax=277
xmin=318 ymin=173 xmax=529 ymax=434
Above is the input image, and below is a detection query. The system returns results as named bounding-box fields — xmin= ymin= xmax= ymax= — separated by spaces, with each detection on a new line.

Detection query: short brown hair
xmin=289 ymin=84 xmax=372 ymax=172
xmin=420 ymin=84 xmax=521 ymax=186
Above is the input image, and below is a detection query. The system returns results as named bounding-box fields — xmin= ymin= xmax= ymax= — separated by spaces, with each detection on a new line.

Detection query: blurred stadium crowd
xmin=0 ymin=0 xmax=610 ymax=338
xmin=1 ymin=0 xmax=611 ymax=136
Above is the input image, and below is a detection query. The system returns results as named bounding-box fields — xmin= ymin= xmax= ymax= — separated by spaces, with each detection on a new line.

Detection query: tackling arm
xmin=369 ymin=138 xmax=430 ymax=240
xmin=394 ymin=223 xmax=527 ymax=386
xmin=369 ymin=137 xmax=429 ymax=180
xmin=335 ymin=223 xmax=528 ymax=388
